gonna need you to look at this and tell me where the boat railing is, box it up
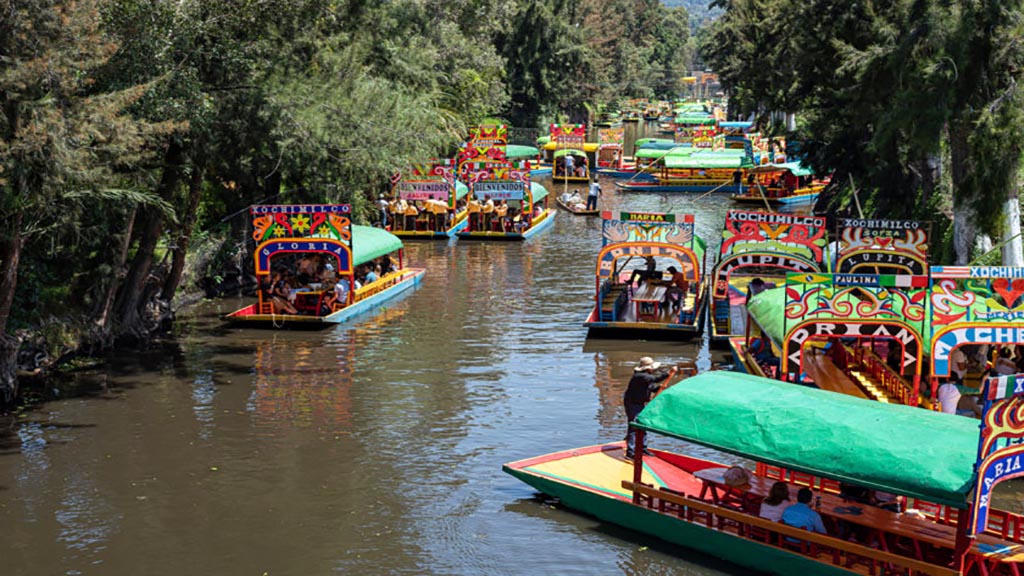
[833,344,915,405]
[353,270,405,303]
[760,463,1024,543]
[622,480,959,576]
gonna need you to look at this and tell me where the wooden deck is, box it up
[802,352,871,400]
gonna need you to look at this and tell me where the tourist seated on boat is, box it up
[996,347,1017,375]
[629,256,658,287]
[937,375,963,415]
[749,337,781,376]
[575,164,586,178]
[268,269,298,315]
[325,277,350,311]
[380,255,395,276]
[363,264,379,284]
[746,278,767,305]
[759,481,791,522]
[662,266,689,311]
[781,488,826,535]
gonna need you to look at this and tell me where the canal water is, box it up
[0,124,791,575]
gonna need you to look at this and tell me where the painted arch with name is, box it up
[712,252,820,300]
[781,319,924,378]
[597,242,702,284]
[256,238,352,276]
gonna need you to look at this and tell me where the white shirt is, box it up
[589,182,600,197]
[565,155,575,169]
[937,383,961,415]
[759,502,789,523]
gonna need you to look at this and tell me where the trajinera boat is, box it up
[730,162,829,207]
[552,148,590,183]
[505,370,1024,576]
[225,204,424,328]
[584,211,707,339]
[708,210,827,344]
[732,218,934,405]
[456,161,555,240]
[390,160,469,239]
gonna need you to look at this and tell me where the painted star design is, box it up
[291,214,311,234]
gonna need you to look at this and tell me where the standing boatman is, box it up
[587,178,601,211]
[377,194,390,228]
[624,357,680,459]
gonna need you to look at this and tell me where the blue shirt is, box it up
[781,502,826,534]
[365,271,378,283]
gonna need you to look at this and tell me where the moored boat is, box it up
[456,162,555,240]
[730,162,829,206]
[390,161,469,239]
[552,148,590,182]
[225,204,424,329]
[505,370,1024,576]
[708,210,827,344]
[584,211,708,339]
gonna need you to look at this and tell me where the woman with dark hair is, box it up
[758,481,791,522]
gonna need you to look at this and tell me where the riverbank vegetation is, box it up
[703,0,1024,266]
[0,0,694,405]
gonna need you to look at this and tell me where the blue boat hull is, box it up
[456,210,556,241]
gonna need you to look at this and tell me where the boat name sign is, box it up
[728,210,825,227]
[251,205,351,214]
[473,180,524,201]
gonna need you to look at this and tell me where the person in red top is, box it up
[662,266,689,311]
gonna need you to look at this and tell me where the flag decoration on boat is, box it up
[986,374,1024,401]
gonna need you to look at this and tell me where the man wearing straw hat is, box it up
[623,357,679,459]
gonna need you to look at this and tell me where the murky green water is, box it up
[0,124,794,575]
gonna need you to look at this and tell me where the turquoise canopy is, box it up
[664,154,745,169]
[507,144,540,159]
[351,225,403,265]
[530,181,549,203]
[455,180,469,200]
[635,371,978,507]
[635,147,693,160]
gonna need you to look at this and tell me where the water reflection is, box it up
[0,120,823,576]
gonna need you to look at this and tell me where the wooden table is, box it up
[633,284,667,320]
[690,467,1014,561]
[294,289,327,315]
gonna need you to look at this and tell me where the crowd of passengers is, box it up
[939,344,1024,417]
[720,467,902,542]
[467,196,542,233]
[626,255,692,311]
[262,253,396,315]
[379,195,542,233]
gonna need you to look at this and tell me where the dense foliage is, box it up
[702,0,1024,264]
[0,0,695,402]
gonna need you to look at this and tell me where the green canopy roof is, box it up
[455,180,469,201]
[351,225,403,265]
[751,161,814,177]
[675,115,717,125]
[634,138,676,147]
[553,148,586,158]
[664,154,745,169]
[635,147,693,160]
[536,136,551,146]
[530,181,549,203]
[507,144,540,159]
[635,371,978,507]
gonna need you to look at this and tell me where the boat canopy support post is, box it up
[954,503,973,573]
